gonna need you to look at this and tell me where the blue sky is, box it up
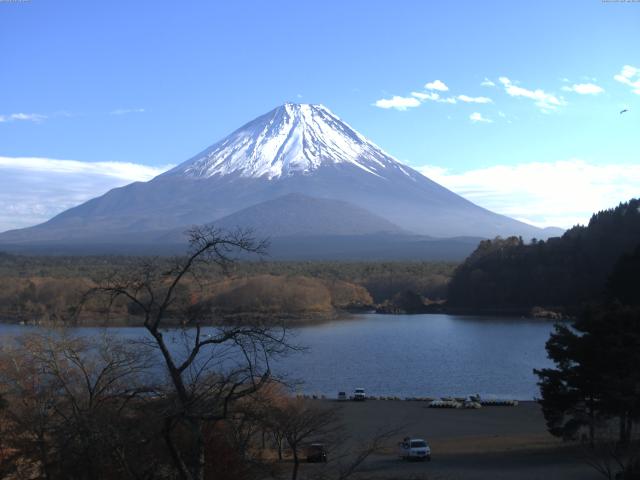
[1,0,639,231]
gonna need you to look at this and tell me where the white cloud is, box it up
[0,156,173,232]
[411,91,440,101]
[458,94,493,104]
[377,79,468,110]
[469,112,492,123]
[410,91,457,104]
[480,78,496,87]
[0,113,47,123]
[0,156,168,180]
[110,108,146,115]
[417,159,640,228]
[373,95,421,110]
[614,65,640,95]
[425,80,449,91]
[498,77,566,111]
[561,83,604,95]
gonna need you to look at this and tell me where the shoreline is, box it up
[377,303,575,320]
[0,307,571,328]
[0,310,349,328]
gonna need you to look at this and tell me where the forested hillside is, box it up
[0,255,455,324]
[447,199,640,310]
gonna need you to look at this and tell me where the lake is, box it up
[0,313,556,400]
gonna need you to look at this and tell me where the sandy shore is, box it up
[297,399,600,480]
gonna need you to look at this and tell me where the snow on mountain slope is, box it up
[167,103,416,180]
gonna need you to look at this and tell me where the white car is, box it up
[398,437,431,461]
[337,391,347,401]
[353,388,366,401]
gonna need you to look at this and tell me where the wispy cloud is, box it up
[109,108,146,115]
[561,83,604,95]
[614,65,640,95]
[373,95,421,110]
[418,159,640,228]
[498,77,566,111]
[0,156,169,180]
[410,91,457,104]
[1,108,147,123]
[469,112,492,123]
[0,156,173,232]
[458,95,493,104]
[411,91,440,101]
[480,78,496,87]
[425,80,449,91]
[377,80,496,110]
[0,113,47,123]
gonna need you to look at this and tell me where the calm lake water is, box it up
[0,314,556,400]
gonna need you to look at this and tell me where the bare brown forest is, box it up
[0,253,455,325]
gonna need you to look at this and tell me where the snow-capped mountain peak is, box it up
[169,103,413,180]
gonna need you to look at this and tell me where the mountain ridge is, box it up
[0,103,562,255]
[160,193,406,242]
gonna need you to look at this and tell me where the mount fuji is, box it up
[0,103,560,258]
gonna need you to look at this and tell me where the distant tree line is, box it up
[447,198,640,311]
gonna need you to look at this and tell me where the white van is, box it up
[354,388,366,401]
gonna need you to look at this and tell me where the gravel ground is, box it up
[293,399,601,480]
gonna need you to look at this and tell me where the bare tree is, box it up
[250,383,291,462]
[89,226,296,480]
[0,332,158,480]
[331,427,401,480]
[264,398,339,480]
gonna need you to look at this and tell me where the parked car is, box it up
[306,443,327,463]
[354,388,366,401]
[398,437,431,461]
[337,391,347,401]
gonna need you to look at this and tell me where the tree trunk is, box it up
[619,415,624,445]
[189,418,206,480]
[37,435,52,480]
[163,419,193,480]
[291,447,299,480]
[274,434,283,461]
[588,399,595,449]
[618,413,631,446]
